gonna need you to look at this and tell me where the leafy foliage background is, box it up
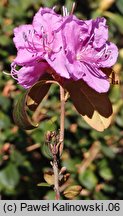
[0,0,123,200]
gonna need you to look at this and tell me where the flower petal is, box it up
[99,42,118,68]
[33,8,62,34]
[93,17,108,48]
[14,49,42,65]
[65,60,85,79]
[62,16,89,53]
[13,24,33,50]
[81,63,110,93]
[45,49,70,79]
[17,62,49,88]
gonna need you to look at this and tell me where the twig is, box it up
[52,85,65,200]
[59,178,72,193]
[78,141,100,173]
[59,85,65,155]
[52,157,60,200]
[26,143,40,152]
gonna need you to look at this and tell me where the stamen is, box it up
[29,30,40,51]
[22,23,61,60]
[23,30,41,54]
[85,63,106,78]
[41,26,45,35]
[41,26,48,49]
[49,55,56,62]
[3,71,11,76]
[70,2,76,15]
[23,32,28,42]
[62,6,66,17]
[52,6,56,11]
[96,45,111,62]
[79,33,94,53]
[53,46,62,54]
[96,47,106,58]
[11,64,19,80]
[23,32,35,52]
[65,7,69,16]
[48,31,55,45]
[86,33,94,45]
[62,6,69,16]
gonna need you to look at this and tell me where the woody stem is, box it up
[52,85,65,200]
[53,155,60,200]
[59,85,65,153]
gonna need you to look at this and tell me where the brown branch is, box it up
[52,159,60,200]
[78,141,100,173]
[52,85,65,200]
[59,85,65,155]
[26,143,40,152]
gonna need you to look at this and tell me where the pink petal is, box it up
[62,16,89,53]
[33,8,62,34]
[81,63,110,93]
[99,42,118,68]
[65,60,85,79]
[13,24,33,50]
[14,49,42,65]
[45,49,70,79]
[93,17,108,48]
[17,62,48,88]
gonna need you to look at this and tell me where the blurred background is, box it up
[0,0,123,200]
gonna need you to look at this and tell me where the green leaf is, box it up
[79,169,98,190]
[99,167,113,180]
[98,159,113,180]
[41,141,53,159]
[45,191,55,200]
[0,163,20,191]
[37,182,51,187]
[101,144,115,159]
[0,95,10,111]
[64,79,112,131]
[104,12,123,34]
[116,115,123,127]
[94,191,108,200]
[103,184,115,193]
[10,149,26,166]
[41,0,57,7]
[0,111,11,129]
[62,158,81,172]
[116,0,123,15]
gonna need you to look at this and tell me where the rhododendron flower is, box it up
[11,7,118,92]
[11,8,64,88]
[47,16,118,92]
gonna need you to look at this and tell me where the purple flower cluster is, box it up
[11,7,118,92]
